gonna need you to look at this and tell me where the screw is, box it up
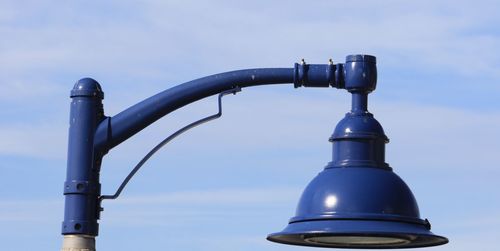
[424,218,431,230]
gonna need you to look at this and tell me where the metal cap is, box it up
[70,78,104,98]
[346,54,376,63]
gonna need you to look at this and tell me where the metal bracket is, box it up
[99,86,242,202]
[64,180,100,195]
[293,59,344,88]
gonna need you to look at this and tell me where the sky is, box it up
[1,0,500,250]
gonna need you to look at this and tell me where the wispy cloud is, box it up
[0,199,61,222]
[0,123,67,159]
[102,187,300,227]
[111,186,300,206]
[0,186,299,225]
[1,0,499,85]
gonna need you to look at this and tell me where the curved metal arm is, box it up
[62,61,345,237]
[94,64,343,154]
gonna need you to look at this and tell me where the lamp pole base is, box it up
[61,235,96,251]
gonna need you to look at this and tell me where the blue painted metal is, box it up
[62,55,448,249]
[293,60,344,88]
[344,54,377,92]
[267,55,448,248]
[63,62,341,237]
[99,87,241,201]
[93,64,343,156]
[63,78,104,235]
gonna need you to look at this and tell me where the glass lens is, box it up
[305,236,409,245]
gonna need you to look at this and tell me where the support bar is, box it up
[94,64,342,155]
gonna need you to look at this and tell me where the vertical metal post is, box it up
[62,78,104,250]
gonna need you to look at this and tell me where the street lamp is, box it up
[61,55,448,250]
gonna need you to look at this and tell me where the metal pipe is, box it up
[93,65,341,154]
[351,92,368,113]
[93,68,294,154]
[63,78,104,237]
[64,63,340,240]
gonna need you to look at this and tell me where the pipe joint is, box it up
[344,55,377,93]
[64,181,101,195]
[293,60,344,89]
[62,220,99,236]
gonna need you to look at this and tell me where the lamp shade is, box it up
[268,55,447,248]
[267,167,448,248]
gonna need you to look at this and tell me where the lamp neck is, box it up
[351,92,368,114]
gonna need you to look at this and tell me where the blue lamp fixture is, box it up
[267,55,448,248]
[61,55,448,250]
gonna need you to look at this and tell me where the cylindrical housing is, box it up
[328,112,389,170]
[62,78,104,236]
[330,138,387,168]
[344,55,377,93]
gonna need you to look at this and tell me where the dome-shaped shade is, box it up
[267,167,448,248]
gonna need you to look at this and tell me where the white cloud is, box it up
[0,123,67,159]
[0,186,299,224]
[374,100,500,171]
[109,186,300,206]
[0,80,64,101]
[1,0,500,82]
[0,199,61,222]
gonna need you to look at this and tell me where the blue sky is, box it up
[1,0,500,250]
